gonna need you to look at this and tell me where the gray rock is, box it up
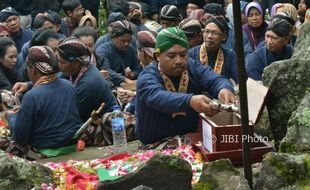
[97,153,192,190]
[291,23,310,60]
[280,91,310,153]
[254,152,310,190]
[254,108,273,141]
[262,23,310,147]
[0,151,53,190]
[193,159,251,190]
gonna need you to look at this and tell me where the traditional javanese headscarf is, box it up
[268,17,292,37]
[205,16,229,41]
[137,30,157,58]
[110,20,132,37]
[155,27,189,53]
[58,37,90,63]
[179,18,202,36]
[26,46,59,75]
[203,3,225,16]
[0,7,19,22]
[107,12,126,26]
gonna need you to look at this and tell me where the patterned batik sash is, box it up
[199,42,224,74]
[70,64,89,86]
[33,74,57,87]
[158,63,189,118]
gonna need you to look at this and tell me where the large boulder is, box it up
[280,91,310,153]
[0,151,53,190]
[254,152,310,190]
[193,159,251,190]
[262,23,310,147]
[97,153,192,190]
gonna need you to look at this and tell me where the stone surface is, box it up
[0,151,53,190]
[280,91,310,153]
[97,153,192,190]
[254,152,310,190]
[254,108,273,141]
[262,23,310,147]
[193,159,251,190]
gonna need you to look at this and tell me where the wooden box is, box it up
[186,132,273,166]
[201,78,269,152]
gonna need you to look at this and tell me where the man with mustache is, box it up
[246,16,293,81]
[188,16,239,84]
[135,27,235,144]
[0,7,33,54]
[96,20,141,87]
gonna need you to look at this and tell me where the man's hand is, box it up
[218,88,235,104]
[189,95,218,116]
[117,87,135,104]
[12,82,29,95]
[100,69,109,79]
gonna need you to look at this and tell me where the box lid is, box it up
[246,78,269,125]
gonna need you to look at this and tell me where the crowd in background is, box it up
[0,0,309,159]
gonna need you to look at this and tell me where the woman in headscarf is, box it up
[0,24,10,38]
[242,2,268,50]
[6,46,81,160]
[79,10,98,30]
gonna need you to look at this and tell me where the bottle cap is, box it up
[112,105,121,110]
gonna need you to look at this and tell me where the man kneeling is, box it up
[7,46,81,160]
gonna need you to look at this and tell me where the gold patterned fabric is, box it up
[158,63,189,118]
[199,42,224,74]
[33,74,57,87]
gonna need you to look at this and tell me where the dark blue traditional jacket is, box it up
[135,59,233,144]
[246,42,293,81]
[188,45,239,84]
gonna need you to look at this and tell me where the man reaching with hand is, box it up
[135,27,235,144]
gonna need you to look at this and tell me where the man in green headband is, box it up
[135,27,235,144]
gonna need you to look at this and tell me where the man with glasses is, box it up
[61,0,85,37]
[188,16,239,84]
[0,7,33,53]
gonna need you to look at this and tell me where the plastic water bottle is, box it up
[111,105,127,153]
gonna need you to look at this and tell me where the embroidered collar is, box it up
[158,63,189,118]
[199,42,224,74]
[33,74,57,87]
[70,64,89,86]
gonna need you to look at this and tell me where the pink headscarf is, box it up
[0,23,9,33]
[270,3,283,19]
[189,9,204,22]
